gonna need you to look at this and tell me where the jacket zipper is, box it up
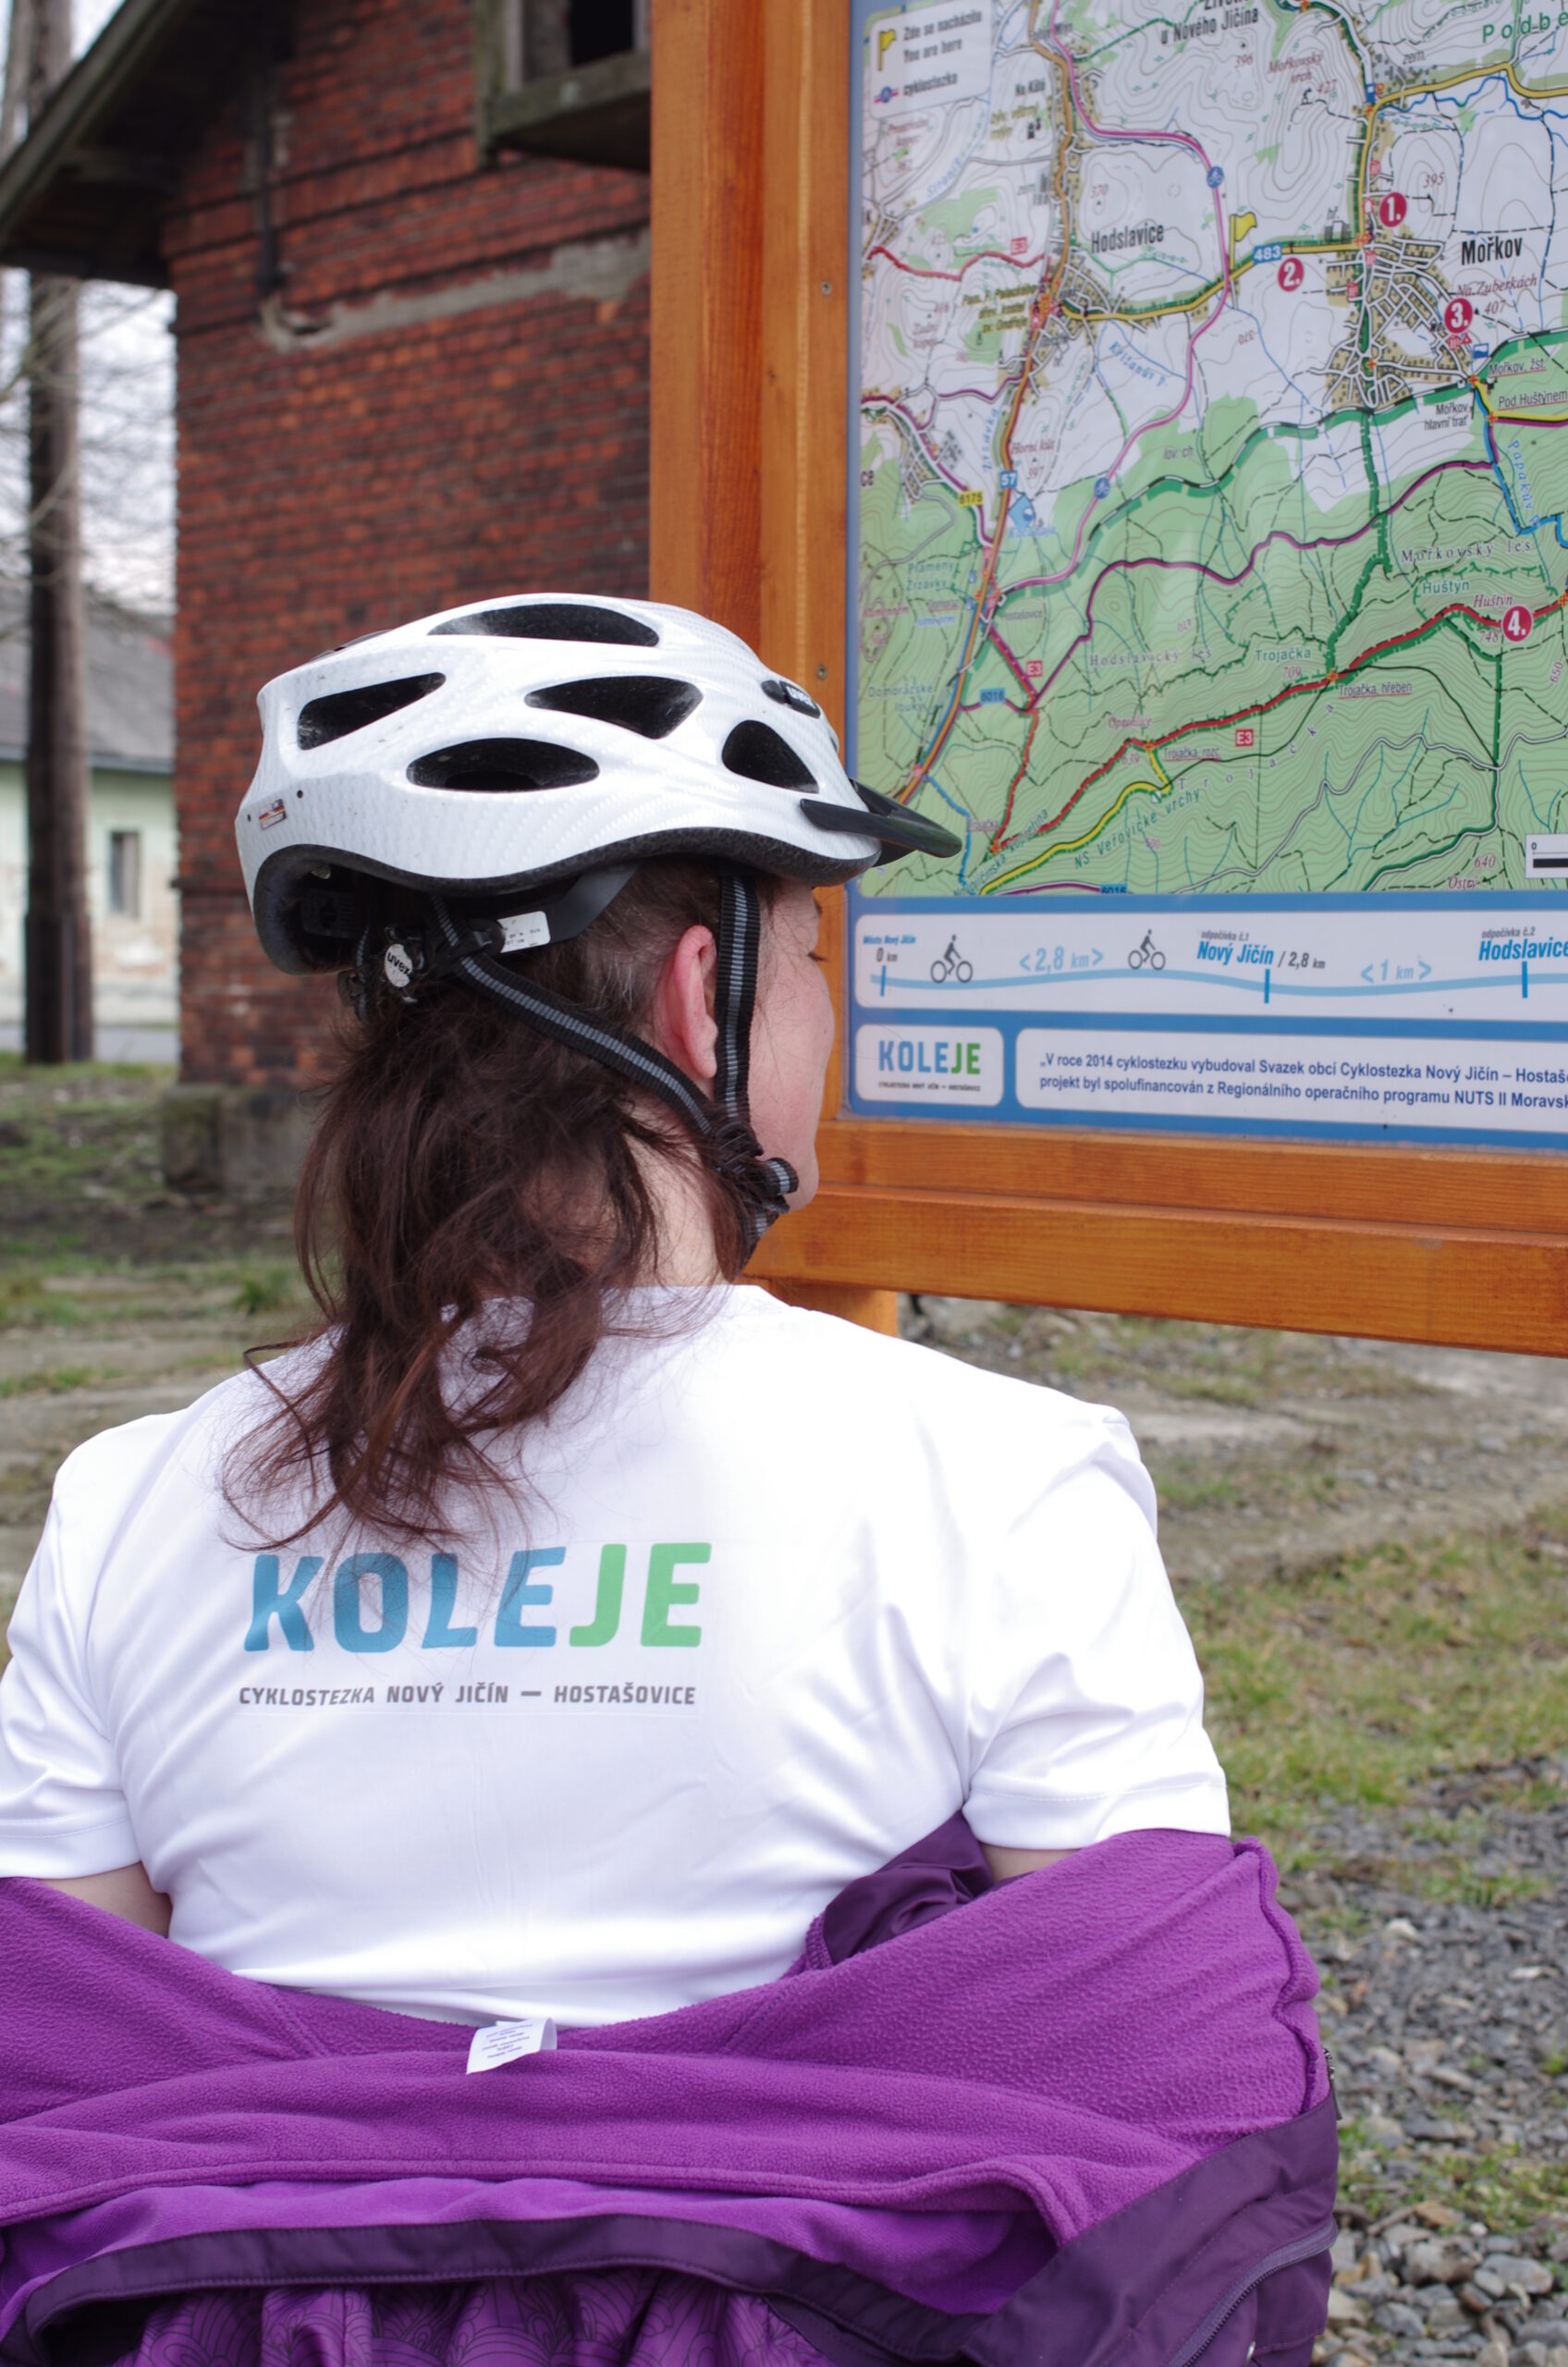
[1166,2219,1339,2367]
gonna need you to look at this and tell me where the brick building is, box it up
[0,0,652,1089]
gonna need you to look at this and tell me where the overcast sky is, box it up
[0,0,176,618]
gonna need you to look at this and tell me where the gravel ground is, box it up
[1289,1772,1568,2363]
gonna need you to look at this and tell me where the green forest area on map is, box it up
[856,0,1568,900]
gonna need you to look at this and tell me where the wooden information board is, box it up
[648,0,1568,1355]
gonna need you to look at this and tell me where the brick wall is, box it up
[167,0,650,1086]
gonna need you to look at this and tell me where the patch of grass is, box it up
[234,1268,297,1318]
[1145,1460,1244,1513]
[1340,2134,1568,2237]
[1285,1839,1551,1909]
[1179,1523,1568,1848]
[913,1300,1445,1415]
[0,1273,46,1321]
[0,1056,294,1272]
[1040,1317,1284,1405]
[1416,1863,1551,1908]
[0,1364,125,1399]
[0,1062,162,1192]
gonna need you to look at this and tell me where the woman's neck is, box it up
[640,1136,725,1286]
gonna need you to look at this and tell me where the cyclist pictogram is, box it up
[1127,930,1166,972]
[930,935,974,985]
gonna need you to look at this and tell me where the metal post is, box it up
[22,0,92,1065]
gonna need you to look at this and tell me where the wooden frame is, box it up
[648,0,1568,1355]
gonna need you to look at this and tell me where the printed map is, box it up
[855,0,1568,900]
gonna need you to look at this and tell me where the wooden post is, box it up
[650,0,896,1333]
[648,0,762,649]
[22,0,91,1066]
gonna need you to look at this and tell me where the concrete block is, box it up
[161,1085,312,1200]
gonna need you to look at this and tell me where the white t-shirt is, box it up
[0,1287,1228,2024]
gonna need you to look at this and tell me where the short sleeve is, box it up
[0,1490,139,1876]
[962,1417,1230,1850]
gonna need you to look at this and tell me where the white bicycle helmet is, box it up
[235,592,960,1237]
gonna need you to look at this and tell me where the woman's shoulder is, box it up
[712,1288,1141,1477]
[47,1348,321,1544]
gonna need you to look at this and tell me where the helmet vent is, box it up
[527,675,701,741]
[408,739,600,791]
[430,602,659,647]
[721,720,815,790]
[297,673,445,750]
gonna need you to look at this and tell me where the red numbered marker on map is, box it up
[1443,296,1472,337]
[1278,256,1305,291]
[1378,191,1406,228]
[1503,605,1534,644]
[1235,727,1256,748]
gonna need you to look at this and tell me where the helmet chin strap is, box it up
[419,873,797,1249]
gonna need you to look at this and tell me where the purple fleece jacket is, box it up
[0,1822,1337,2367]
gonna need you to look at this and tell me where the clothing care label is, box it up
[466,2017,557,2073]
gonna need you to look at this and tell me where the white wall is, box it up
[0,763,178,1034]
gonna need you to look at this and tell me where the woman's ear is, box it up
[647,924,718,1085]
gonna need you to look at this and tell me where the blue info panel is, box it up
[845,0,1568,1147]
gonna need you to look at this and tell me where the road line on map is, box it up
[992,711,1042,849]
[866,242,1047,285]
[998,456,1494,728]
[987,591,1568,889]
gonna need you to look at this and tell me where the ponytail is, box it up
[228,862,774,1544]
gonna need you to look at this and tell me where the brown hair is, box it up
[233,861,771,1545]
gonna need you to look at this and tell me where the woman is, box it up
[0,600,1335,2367]
[0,594,1231,2017]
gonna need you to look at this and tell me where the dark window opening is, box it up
[501,0,647,81]
[107,829,141,917]
[480,0,650,171]
[570,0,635,63]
